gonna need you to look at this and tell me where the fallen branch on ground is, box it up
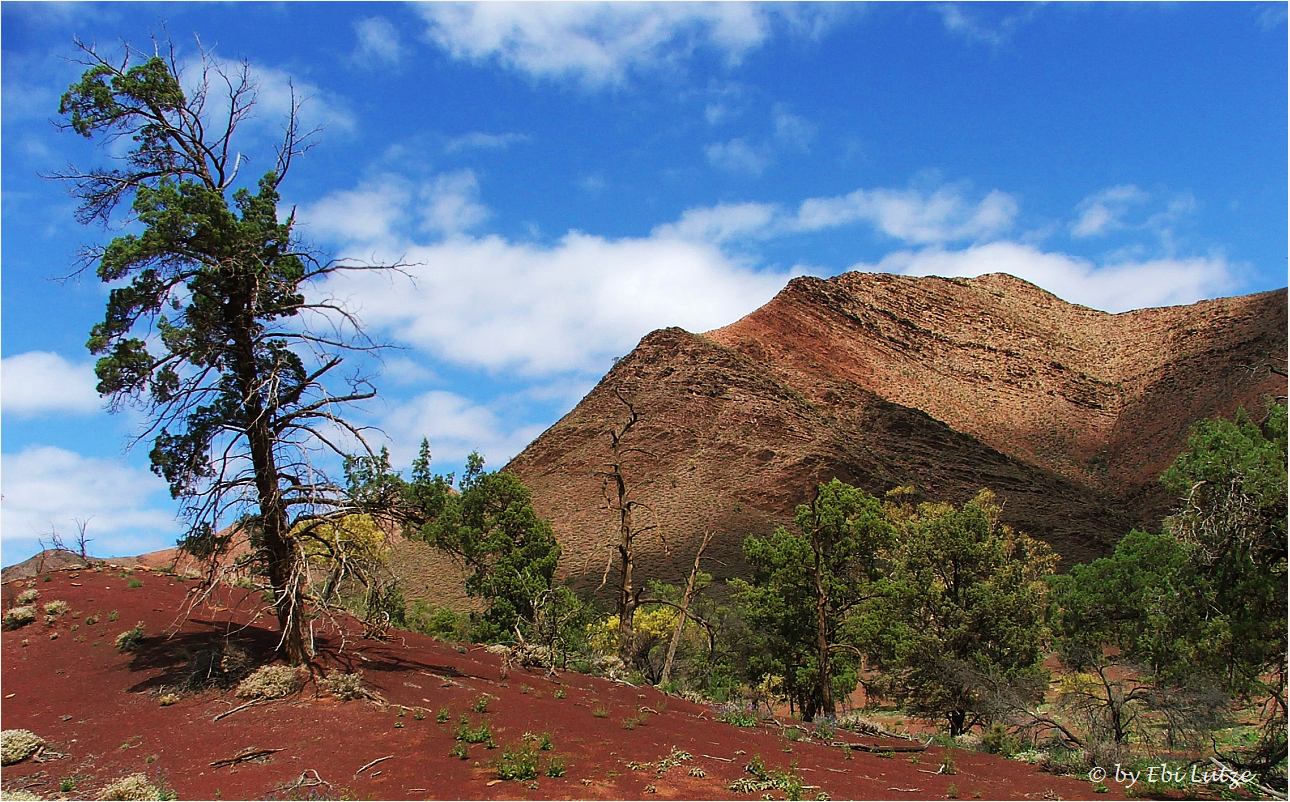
[211,747,284,767]
[830,737,933,753]
[354,755,393,776]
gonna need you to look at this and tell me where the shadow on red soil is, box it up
[2,567,1123,800]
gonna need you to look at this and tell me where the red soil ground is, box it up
[2,566,1121,801]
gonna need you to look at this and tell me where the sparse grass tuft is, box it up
[115,622,146,652]
[1,730,45,765]
[235,664,305,700]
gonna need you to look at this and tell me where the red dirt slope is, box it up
[0,567,1118,800]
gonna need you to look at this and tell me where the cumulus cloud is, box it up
[297,170,489,243]
[378,390,548,468]
[0,446,179,562]
[1,351,102,417]
[856,241,1236,312]
[417,2,833,87]
[652,202,777,244]
[422,170,490,236]
[320,230,794,376]
[794,186,1019,244]
[354,16,407,65]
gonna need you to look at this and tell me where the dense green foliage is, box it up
[731,479,893,721]
[356,441,563,645]
[1051,402,1286,775]
[870,489,1058,736]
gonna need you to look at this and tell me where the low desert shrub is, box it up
[0,790,44,800]
[981,722,1021,758]
[2,606,37,631]
[96,773,170,800]
[181,642,254,691]
[43,600,71,618]
[322,670,366,701]
[235,665,305,700]
[16,589,39,605]
[1,729,44,765]
[115,623,146,652]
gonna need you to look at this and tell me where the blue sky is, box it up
[2,2,1286,566]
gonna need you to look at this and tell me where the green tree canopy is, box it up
[731,478,893,721]
[56,39,396,662]
[404,445,561,644]
[873,489,1057,736]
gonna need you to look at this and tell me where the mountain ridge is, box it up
[506,271,1286,585]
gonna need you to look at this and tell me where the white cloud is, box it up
[297,170,489,243]
[177,53,356,145]
[1,351,102,417]
[417,2,826,87]
[652,202,777,244]
[0,446,179,561]
[321,230,795,376]
[354,16,407,65]
[422,170,490,236]
[444,131,530,153]
[935,3,1037,46]
[794,186,1018,244]
[1071,184,1149,237]
[705,138,770,176]
[297,174,412,244]
[857,241,1236,312]
[378,390,547,468]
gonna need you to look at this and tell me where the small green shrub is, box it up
[455,717,495,746]
[235,665,304,700]
[108,610,119,622]
[472,694,491,713]
[981,722,1020,758]
[545,757,565,778]
[321,670,366,701]
[592,705,609,718]
[43,600,71,618]
[1,729,44,765]
[16,589,39,605]
[2,606,37,631]
[449,742,468,760]
[437,708,449,723]
[115,623,146,652]
[496,746,539,781]
[941,751,958,775]
[127,579,143,589]
[553,688,566,699]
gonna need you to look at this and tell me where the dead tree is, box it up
[596,389,664,665]
[659,529,715,687]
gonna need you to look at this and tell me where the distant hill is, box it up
[506,271,1286,586]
